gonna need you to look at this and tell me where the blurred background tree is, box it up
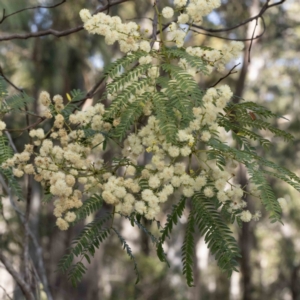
[0,0,299,299]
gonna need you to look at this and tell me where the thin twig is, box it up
[0,0,66,25]
[0,285,13,300]
[0,175,24,217]
[267,0,286,8]
[150,0,159,47]
[23,176,32,288]
[0,0,131,42]
[248,18,258,63]
[5,131,18,153]
[107,0,111,15]
[0,252,35,300]
[29,258,41,300]
[86,77,106,100]
[1,66,102,132]
[0,65,46,132]
[0,0,284,44]
[190,18,265,42]
[0,67,44,133]
[210,63,241,87]
[30,234,53,300]
[190,0,284,42]
[155,23,170,38]
[0,25,83,42]
[191,0,285,33]
[0,0,129,124]
[71,76,106,110]
[0,67,24,93]
[5,118,46,132]
[23,89,32,289]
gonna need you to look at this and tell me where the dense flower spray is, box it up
[0,0,294,286]
[1,1,264,230]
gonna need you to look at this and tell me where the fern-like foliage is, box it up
[127,215,158,244]
[0,76,8,99]
[103,51,148,80]
[106,64,152,95]
[0,168,24,201]
[0,135,13,162]
[105,78,152,120]
[262,169,300,193]
[42,193,53,203]
[242,119,293,141]
[208,138,300,222]
[112,227,140,284]
[207,149,227,170]
[139,178,150,191]
[247,166,282,223]
[161,63,198,93]
[181,213,195,287]
[67,262,88,287]
[0,136,23,200]
[152,92,178,144]
[0,76,31,113]
[155,197,186,264]
[231,101,279,119]
[0,86,24,200]
[159,197,186,244]
[220,204,242,225]
[126,214,169,265]
[75,194,103,221]
[1,92,34,114]
[218,117,272,150]
[165,48,209,74]
[254,155,300,186]
[112,93,149,140]
[163,79,194,128]
[153,62,204,137]
[58,214,112,286]
[192,192,240,275]
[71,215,111,257]
[223,102,294,142]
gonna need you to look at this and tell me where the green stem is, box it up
[155,5,165,52]
[110,206,115,228]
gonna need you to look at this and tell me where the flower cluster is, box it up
[80,9,150,53]
[116,85,262,221]
[80,0,238,55]
[185,42,244,73]
[185,0,221,25]
[163,0,221,25]
[2,93,113,230]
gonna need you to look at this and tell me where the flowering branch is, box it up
[0,0,131,42]
[0,0,294,289]
[191,0,286,34]
[189,20,266,42]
